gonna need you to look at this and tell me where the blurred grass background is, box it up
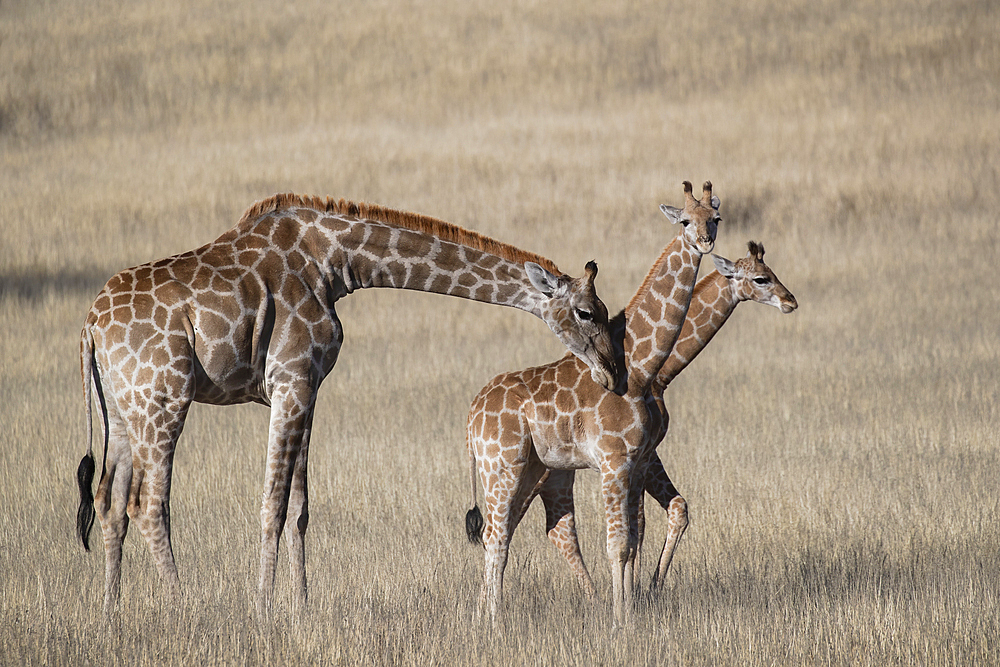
[1,0,998,664]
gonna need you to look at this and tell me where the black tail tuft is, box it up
[465,505,484,545]
[76,453,96,552]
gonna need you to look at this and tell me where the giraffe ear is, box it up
[660,204,685,225]
[712,254,737,278]
[525,262,564,297]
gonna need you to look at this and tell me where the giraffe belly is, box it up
[535,446,594,470]
[191,350,268,406]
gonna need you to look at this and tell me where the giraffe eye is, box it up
[575,308,593,321]
[753,277,770,285]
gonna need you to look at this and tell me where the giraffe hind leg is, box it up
[644,453,688,591]
[127,410,185,601]
[93,406,133,611]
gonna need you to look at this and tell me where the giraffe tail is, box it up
[465,506,484,545]
[76,324,98,552]
[465,427,484,545]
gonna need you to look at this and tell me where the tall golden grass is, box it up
[1,0,997,664]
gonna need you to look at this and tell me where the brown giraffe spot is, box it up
[384,260,408,285]
[128,322,156,352]
[365,225,392,254]
[474,284,496,301]
[210,344,237,374]
[171,259,197,285]
[429,273,451,294]
[496,284,517,302]
[134,269,153,293]
[632,338,652,364]
[135,366,155,387]
[253,216,275,238]
[435,244,464,272]
[407,262,431,288]
[286,250,307,274]
[284,318,310,356]
[199,311,231,338]
[133,293,155,317]
[301,226,331,258]
[273,217,301,251]
[555,388,577,412]
[319,215,350,235]
[104,323,126,345]
[457,271,477,288]
[299,298,325,324]
[112,305,133,325]
[396,230,433,258]
[471,264,497,281]
[151,305,169,328]
[194,265,213,287]
[93,294,111,312]
[499,412,520,435]
[484,412,500,435]
[297,208,317,224]
[152,267,172,285]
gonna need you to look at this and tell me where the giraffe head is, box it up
[712,241,798,313]
[658,180,720,255]
[525,260,619,390]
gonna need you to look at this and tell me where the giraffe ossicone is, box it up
[465,181,719,627]
[74,193,620,613]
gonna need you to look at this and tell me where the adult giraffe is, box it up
[75,193,620,613]
[500,241,798,599]
[465,181,719,626]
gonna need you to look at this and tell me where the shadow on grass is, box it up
[0,267,110,302]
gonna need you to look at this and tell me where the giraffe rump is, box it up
[238,194,562,275]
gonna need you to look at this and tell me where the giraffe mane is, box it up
[238,193,562,275]
[624,242,675,313]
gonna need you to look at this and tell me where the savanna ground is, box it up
[1,0,998,664]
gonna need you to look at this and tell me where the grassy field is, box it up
[1,0,998,664]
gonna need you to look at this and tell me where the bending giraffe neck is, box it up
[652,269,738,402]
[239,194,561,318]
[621,234,702,392]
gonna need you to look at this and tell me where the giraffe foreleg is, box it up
[257,379,315,615]
[601,458,639,628]
[283,411,314,612]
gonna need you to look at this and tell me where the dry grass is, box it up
[1,0,998,664]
